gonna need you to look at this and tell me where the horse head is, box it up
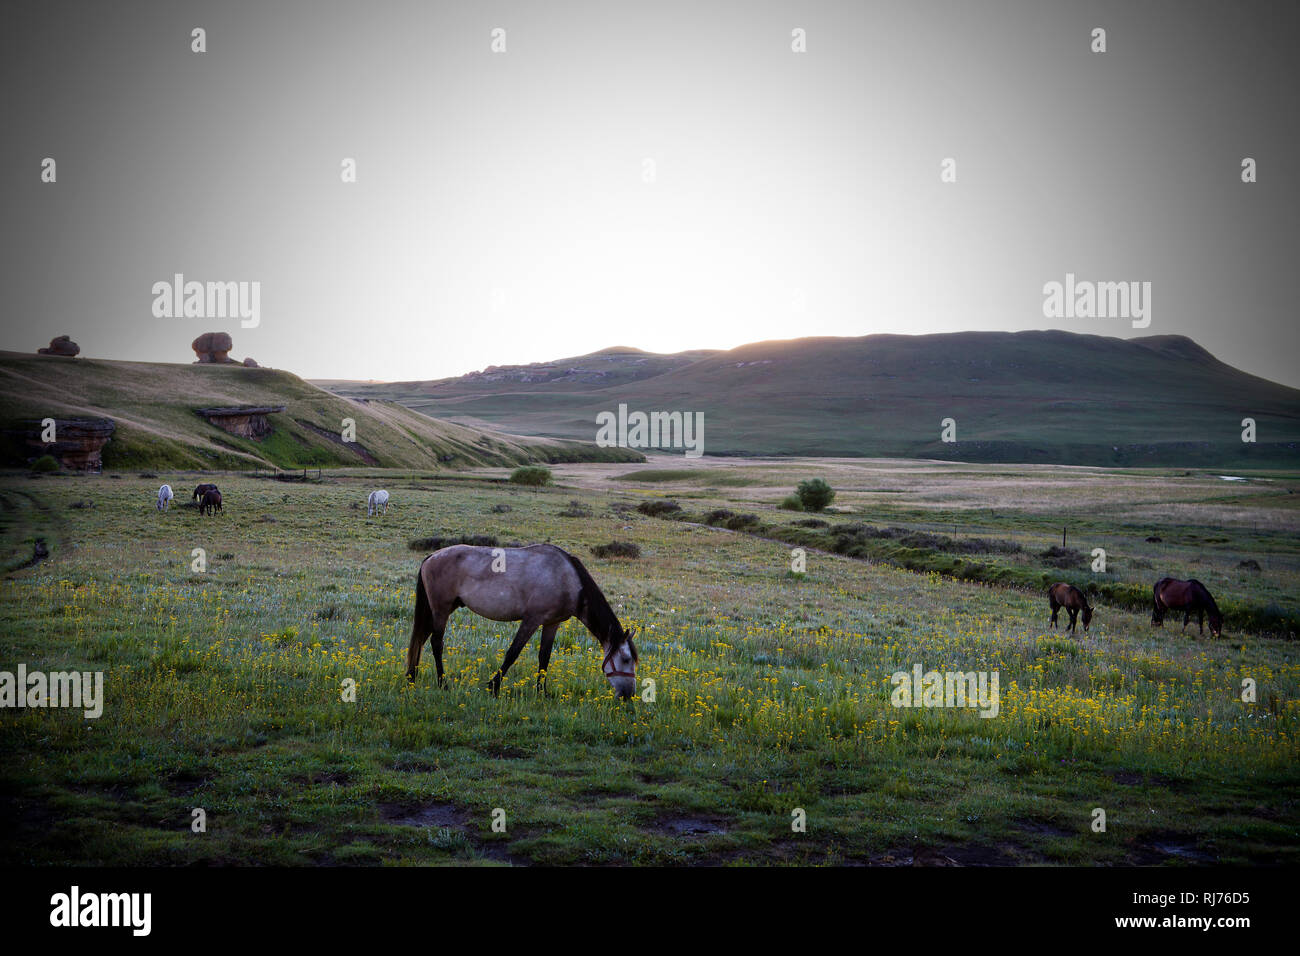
[1082,604,1093,631]
[1209,610,1223,638]
[602,626,638,700]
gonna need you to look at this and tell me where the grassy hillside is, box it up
[0,353,641,471]
[319,332,1300,467]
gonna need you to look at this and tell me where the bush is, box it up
[30,455,60,473]
[489,503,512,514]
[558,499,593,518]
[1040,546,1086,569]
[636,499,681,516]
[509,466,552,486]
[409,534,502,552]
[592,541,641,559]
[795,478,835,512]
[705,509,760,531]
[779,494,804,511]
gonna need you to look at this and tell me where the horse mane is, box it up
[558,548,632,654]
[1189,579,1222,616]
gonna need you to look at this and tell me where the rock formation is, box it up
[242,357,259,368]
[195,405,285,439]
[192,331,235,363]
[37,335,80,357]
[12,418,115,470]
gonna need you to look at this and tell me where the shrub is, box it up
[509,466,552,486]
[592,541,641,559]
[558,499,593,518]
[795,478,835,512]
[636,499,681,516]
[409,534,502,552]
[705,509,759,531]
[489,503,512,514]
[30,455,60,473]
[779,494,804,511]
[1040,546,1086,569]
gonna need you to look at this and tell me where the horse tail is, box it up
[407,556,434,677]
[1152,579,1165,623]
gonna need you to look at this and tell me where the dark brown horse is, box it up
[407,543,638,699]
[1153,578,1222,637]
[193,482,219,502]
[1048,582,1092,633]
[199,489,222,516]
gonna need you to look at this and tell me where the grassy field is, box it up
[1,461,1297,865]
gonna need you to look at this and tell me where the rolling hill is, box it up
[317,332,1300,467]
[0,352,642,471]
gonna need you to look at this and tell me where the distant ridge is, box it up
[317,331,1300,467]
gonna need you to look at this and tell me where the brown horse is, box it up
[1152,578,1223,637]
[199,489,222,516]
[407,543,638,699]
[1048,582,1093,633]
[193,482,219,502]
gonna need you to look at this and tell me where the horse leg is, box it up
[429,612,448,687]
[1049,602,1059,628]
[490,619,541,697]
[1197,609,1204,634]
[1068,608,1077,633]
[536,623,559,692]
[1182,611,1189,631]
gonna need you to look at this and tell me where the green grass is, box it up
[1,464,1297,865]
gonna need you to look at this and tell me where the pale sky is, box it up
[2,0,1297,386]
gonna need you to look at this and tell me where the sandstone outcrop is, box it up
[37,335,80,357]
[195,405,284,438]
[192,331,235,363]
[12,417,115,470]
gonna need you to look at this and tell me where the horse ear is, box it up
[624,626,636,641]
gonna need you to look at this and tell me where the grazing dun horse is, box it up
[1047,582,1093,633]
[156,484,173,511]
[367,489,389,516]
[192,482,219,503]
[199,488,223,516]
[1152,577,1223,637]
[407,543,638,699]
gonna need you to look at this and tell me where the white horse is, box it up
[156,484,174,511]
[367,489,389,516]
